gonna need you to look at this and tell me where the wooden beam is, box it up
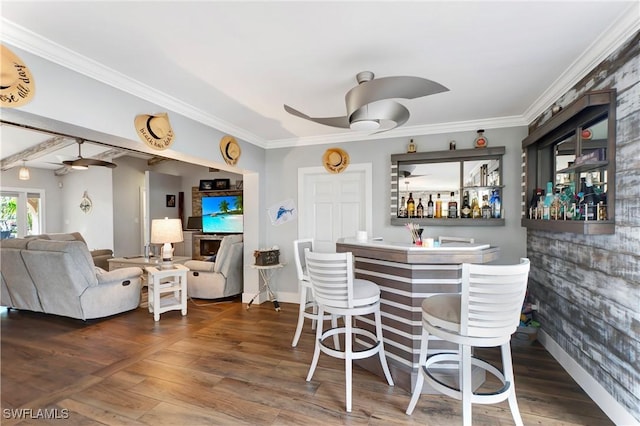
[147,156,172,166]
[0,136,74,171]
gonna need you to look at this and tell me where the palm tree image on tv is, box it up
[202,195,243,233]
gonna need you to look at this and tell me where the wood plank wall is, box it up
[525,30,640,421]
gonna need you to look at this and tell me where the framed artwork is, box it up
[213,179,230,190]
[199,180,214,191]
[166,194,176,207]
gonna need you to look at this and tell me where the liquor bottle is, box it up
[490,188,501,219]
[416,198,424,218]
[474,129,488,148]
[471,197,481,218]
[399,196,406,218]
[579,177,596,220]
[407,193,415,218]
[543,182,553,220]
[447,191,458,218]
[426,194,434,218]
[435,193,442,218]
[481,195,491,219]
[461,191,471,218]
[529,188,544,219]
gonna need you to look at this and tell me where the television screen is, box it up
[201,195,243,234]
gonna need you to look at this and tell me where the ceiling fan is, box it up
[62,139,117,170]
[284,71,449,133]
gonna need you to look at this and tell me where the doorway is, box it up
[297,163,372,252]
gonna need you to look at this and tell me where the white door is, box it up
[298,164,372,252]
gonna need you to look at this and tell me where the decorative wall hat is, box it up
[220,135,241,166]
[322,147,349,173]
[134,113,175,150]
[0,44,36,108]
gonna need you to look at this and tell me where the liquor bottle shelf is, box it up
[391,217,505,227]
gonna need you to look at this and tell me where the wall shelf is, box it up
[390,147,505,226]
[521,89,616,235]
[391,218,505,226]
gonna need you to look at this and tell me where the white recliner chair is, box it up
[184,234,243,299]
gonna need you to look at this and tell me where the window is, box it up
[0,189,44,239]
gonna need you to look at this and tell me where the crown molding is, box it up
[522,4,640,124]
[268,115,527,149]
[0,18,268,149]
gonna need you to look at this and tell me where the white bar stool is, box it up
[291,238,338,348]
[304,249,394,412]
[406,258,531,426]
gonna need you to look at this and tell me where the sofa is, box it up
[0,237,142,320]
[29,232,113,269]
[184,234,243,299]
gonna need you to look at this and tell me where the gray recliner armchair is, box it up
[184,234,243,299]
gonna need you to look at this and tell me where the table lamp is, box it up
[150,217,183,268]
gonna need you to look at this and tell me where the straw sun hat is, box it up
[220,135,241,166]
[0,44,36,108]
[134,113,175,150]
[322,147,350,173]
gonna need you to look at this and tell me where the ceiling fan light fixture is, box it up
[350,119,380,131]
[18,161,30,180]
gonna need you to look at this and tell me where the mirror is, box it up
[391,147,505,225]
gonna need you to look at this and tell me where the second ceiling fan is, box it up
[63,139,117,170]
[284,71,449,133]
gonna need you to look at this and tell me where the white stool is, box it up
[304,250,394,412]
[406,258,531,426]
[291,238,338,348]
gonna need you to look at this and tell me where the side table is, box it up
[247,263,284,311]
[145,264,189,321]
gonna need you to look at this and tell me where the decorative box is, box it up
[254,249,280,266]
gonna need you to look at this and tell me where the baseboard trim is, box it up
[538,330,638,426]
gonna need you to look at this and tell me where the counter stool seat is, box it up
[406,258,531,426]
[304,249,394,412]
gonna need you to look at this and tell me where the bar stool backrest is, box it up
[293,238,314,282]
[305,250,355,309]
[461,258,530,338]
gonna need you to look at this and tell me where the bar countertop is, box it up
[336,237,500,264]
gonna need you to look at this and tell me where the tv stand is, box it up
[193,234,224,260]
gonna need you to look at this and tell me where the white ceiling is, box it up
[1,1,639,171]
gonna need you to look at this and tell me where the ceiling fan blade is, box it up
[62,158,117,168]
[346,76,449,116]
[284,104,350,129]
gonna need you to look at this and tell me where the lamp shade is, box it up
[18,161,30,180]
[151,218,184,244]
[151,218,183,264]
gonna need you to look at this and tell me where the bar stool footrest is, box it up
[423,352,511,405]
[319,327,381,360]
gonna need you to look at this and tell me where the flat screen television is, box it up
[201,195,243,234]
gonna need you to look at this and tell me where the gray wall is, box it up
[1,165,114,250]
[111,156,147,257]
[264,126,528,301]
[526,30,639,422]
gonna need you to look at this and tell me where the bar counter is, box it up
[336,237,500,392]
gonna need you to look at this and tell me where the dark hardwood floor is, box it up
[1,295,612,425]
